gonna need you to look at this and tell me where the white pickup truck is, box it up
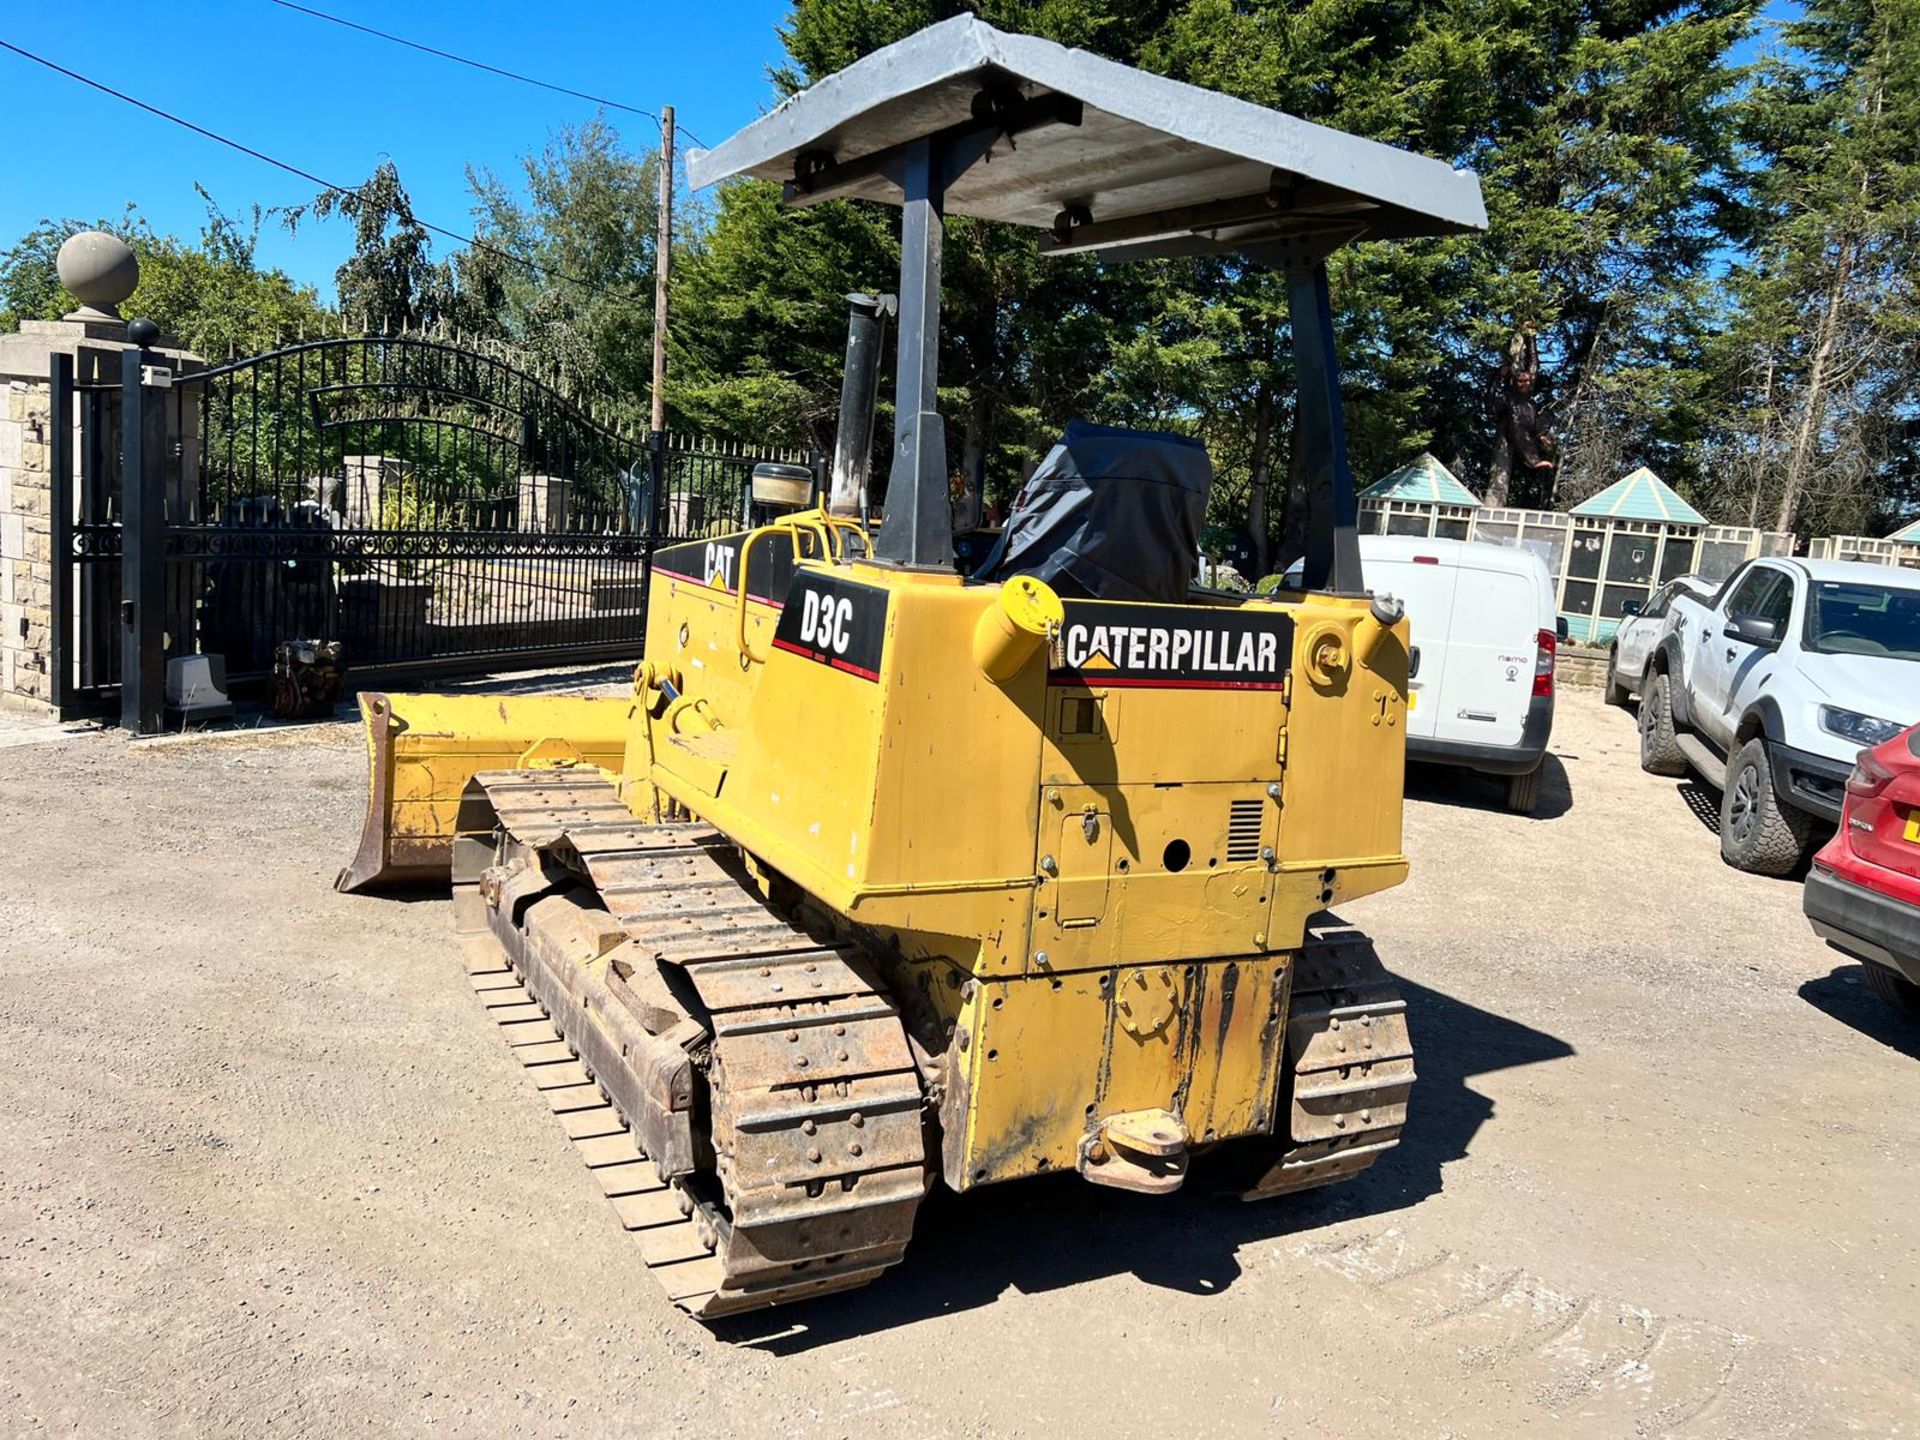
[1637,557,1920,873]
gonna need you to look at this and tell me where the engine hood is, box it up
[1795,651,1920,724]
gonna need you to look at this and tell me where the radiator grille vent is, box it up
[1226,799,1264,863]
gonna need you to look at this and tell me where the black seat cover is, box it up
[978,421,1212,603]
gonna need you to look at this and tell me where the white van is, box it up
[1344,535,1559,812]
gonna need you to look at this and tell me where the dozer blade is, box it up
[335,690,632,893]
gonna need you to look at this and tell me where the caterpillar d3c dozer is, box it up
[338,17,1487,1321]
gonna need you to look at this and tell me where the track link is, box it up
[456,769,926,1320]
[1241,919,1416,1200]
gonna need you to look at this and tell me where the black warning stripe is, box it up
[1057,673,1287,692]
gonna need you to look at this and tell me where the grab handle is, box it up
[735,524,801,665]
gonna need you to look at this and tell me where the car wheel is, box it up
[1638,672,1686,776]
[1505,764,1542,814]
[1862,962,1920,1019]
[1718,736,1811,875]
[1603,648,1631,707]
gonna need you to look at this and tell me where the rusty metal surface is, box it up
[1240,918,1416,1201]
[458,772,928,1321]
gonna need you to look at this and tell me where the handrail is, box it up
[786,504,869,562]
[813,507,871,559]
[735,523,802,665]
[734,506,873,665]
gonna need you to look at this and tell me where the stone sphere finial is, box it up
[57,230,140,321]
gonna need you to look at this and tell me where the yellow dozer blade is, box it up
[335,690,632,893]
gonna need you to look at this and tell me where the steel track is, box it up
[456,769,927,1319]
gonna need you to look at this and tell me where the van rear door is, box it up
[1433,556,1539,748]
[1367,549,1458,742]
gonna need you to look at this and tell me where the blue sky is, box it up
[0,1,793,298]
[5,2,1805,307]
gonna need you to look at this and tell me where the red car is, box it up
[1804,721,1920,1017]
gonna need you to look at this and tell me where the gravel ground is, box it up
[0,690,1913,1438]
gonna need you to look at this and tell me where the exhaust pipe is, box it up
[828,292,895,518]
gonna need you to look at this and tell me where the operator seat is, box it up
[976,420,1213,604]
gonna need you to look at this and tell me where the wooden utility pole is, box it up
[650,105,675,433]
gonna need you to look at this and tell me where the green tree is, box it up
[468,118,666,418]
[1709,0,1920,537]
[290,162,503,338]
[668,178,898,445]
[0,195,332,355]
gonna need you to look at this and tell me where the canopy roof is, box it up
[688,17,1487,259]
[1889,516,1920,543]
[1571,467,1706,526]
[1361,452,1479,507]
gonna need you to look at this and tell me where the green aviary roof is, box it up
[1888,516,1920,543]
[1570,466,1706,525]
[1360,452,1479,507]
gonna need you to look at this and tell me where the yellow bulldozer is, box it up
[338,18,1487,1320]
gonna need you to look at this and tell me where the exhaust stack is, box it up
[828,292,894,518]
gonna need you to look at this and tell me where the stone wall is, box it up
[1556,646,1610,691]
[0,377,54,706]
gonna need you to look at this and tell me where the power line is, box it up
[266,0,709,149]
[0,37,602,291]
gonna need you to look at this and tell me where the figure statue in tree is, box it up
[1487,327,1557,507]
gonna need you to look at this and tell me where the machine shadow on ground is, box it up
[1403,751,1573,820]
[723,977,1574,1352]
[1799,964,1920,1061]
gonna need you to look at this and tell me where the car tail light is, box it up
[1412,555,1440,565]
[1532,628,1555,699]
[1845,748,1895,798]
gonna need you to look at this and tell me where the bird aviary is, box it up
[1357,453,1479,539]
[1809,519,1920,569]
[1357,461,1792,645]
[1536,468,1791,644]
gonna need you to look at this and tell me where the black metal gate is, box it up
[50,334,813,724]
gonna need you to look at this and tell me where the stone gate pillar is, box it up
[0,231,199,714]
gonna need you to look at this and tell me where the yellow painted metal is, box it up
[935,953,1290,1183]
[972,574,1063,682]
[336,690,631,892]
[621,550,1415,1190]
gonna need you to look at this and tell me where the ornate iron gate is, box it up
[51,334,813,724]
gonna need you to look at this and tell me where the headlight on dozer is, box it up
[1819,705,1903,746]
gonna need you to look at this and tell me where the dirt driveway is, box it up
[1,691,1913,1438]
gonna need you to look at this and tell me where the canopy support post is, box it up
[875,136,953,568]
[1286,260,1364,594]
